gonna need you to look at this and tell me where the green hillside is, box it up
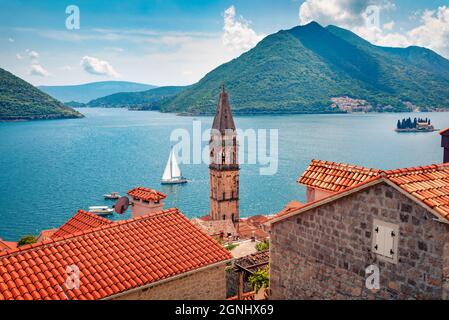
[0,68,83,121]
[157,22,449,114]
[86,86,186,109]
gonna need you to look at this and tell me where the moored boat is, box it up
[104,192,120,200]
[88,206,114,216]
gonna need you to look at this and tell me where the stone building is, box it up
[0,207,232,300]
[269,159,449,300]
[209,86,239,223]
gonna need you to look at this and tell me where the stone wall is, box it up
[226,266,252,298]
[210,170,239,221]
[114,264,227,300]
[271,182,449,300]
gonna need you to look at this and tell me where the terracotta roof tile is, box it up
[298,159,381,192]
[274,200,305,219]
[298,159,449,222]
[439,128,449,135]
[0,208,232,300]
[0,240,17,252]
[52,210,113,239]
[127,187,166,202]
[385,163,449,221]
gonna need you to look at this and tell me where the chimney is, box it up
[440,129,449,163]
[127,187,166,218]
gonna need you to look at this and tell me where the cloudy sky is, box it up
[1,0,448,86]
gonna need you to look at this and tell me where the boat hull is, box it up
[89,211,114,216]
[161,178,188,185]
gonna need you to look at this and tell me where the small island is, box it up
[395,117,437,132]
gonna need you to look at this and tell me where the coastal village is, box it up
[1,87,449,300]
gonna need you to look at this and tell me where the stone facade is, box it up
[113,264,227,300]
[271,182,449,300]
[209,168,239,221]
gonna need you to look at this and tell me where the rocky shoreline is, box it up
[0,113,84,122]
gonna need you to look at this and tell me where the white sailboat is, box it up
[161,148,187,184]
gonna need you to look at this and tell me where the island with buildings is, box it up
[395,117,437,132]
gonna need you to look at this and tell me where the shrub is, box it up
[17,235,37,247]
[256,239,269,251]
[248,266,269,292]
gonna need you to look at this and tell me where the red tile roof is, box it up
[127,187,166,202]
[386,163,449,220]
[51,210,113,239]
[37,229,58,242]
[298,159,381,192]
[241,215,270,227]
[279,160,449,224]
[191,218,237,238]
[274,200,305,219]
[0,240,16,252]
[439,128,449,135]
[0,208,232,300]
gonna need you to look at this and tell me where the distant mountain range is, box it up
[151,21,448,114]
[86,86,186,109]
[4,22,449,118]
[38,81,156,103]
[0,68,83,121]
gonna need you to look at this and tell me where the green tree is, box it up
[248,266,269,293]
[256,239,269,251]
[17,235,37,247]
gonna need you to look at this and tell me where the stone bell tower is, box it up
[209,85,239,223]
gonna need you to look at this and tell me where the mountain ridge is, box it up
[39,81,156,103]
[0,68,83,121]
[153,22,449,114]
[86,86,186,109]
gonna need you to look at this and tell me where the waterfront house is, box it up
[268,130,449,299]
[0,207,232,300]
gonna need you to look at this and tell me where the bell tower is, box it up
[209,85,239,223]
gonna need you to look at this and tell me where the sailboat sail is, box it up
[162,151,173,181]
[171,150,181,178]
[161,148,187,184]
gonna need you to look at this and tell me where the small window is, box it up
[372,219,399,263]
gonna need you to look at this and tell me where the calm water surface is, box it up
[1,108,448,240]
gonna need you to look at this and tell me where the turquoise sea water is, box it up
[1,108,448,241]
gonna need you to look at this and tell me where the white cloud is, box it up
[407,7,449,56]
[80,56,119,77]
[222,5,264,52]
[8,38,14,43]
[29,64,50,77]
[16,53,23,60]
[299,0,370,28]
[26,49,39,60]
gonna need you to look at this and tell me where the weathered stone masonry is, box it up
[112,264,227,300]
[270,182,449,300]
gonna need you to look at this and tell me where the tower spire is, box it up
[212,85,235,134]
